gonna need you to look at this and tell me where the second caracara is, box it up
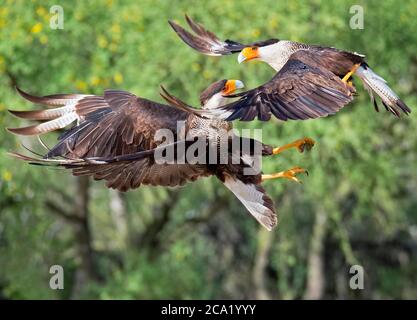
[8,80,315,231]
[170,15,411,121]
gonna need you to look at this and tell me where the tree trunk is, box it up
[70,176,100,298]
[304,207,328,300]
[134,189,181,258]
[109,189,128,246]
[252,228,273,299]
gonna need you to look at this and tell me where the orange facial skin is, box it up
[222,80,237,95]
[240,46,260,62]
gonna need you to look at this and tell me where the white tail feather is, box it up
[222,175,277,230]
[8,112,79,135]
[355,65,407,115]
[34,104,76,119]
[9,104,76,120]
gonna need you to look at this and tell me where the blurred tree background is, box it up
[0,0,416,299]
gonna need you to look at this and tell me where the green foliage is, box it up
[0,0,416,299]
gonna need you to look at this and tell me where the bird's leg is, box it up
[261,166,308,183]
[272,137,315,155]
[342,63,361,83]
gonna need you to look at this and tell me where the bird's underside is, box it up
[10,135,314,231]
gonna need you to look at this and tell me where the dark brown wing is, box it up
[9,145,210,192]
[205,56,355,122]
[169,15,278,56]
[73,160,210,191]
[169,15,245,56]
[8,88,189,158]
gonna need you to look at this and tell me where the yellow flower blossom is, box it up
[74,12,83,21]
[0,7,9,17]
[114,72,123,84]
[102,78,110,87]
[97,35,108,48]
[90,76,101,86]
[203,70,212,79]
[40,35,48,44]
[75,80,88,91]
[191,63,201,72]
[31,22,43,34]
[111,23,121,34]
[269,19,278,29]
[36,7,47,17]
[122,11,131,21]
[2,170,12,182]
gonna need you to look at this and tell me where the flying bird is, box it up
[8,81,315,230]
[169,15,411,121]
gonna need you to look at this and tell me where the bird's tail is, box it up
[355,63,411,116]
[7,87,86,136]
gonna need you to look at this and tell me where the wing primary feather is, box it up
[7,112,78,136]
[8,104,76,120]
[159,85,206,117]
[16,87,87,106]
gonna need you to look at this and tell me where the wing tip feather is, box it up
[7,126,37,136]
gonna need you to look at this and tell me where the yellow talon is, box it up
[272,137,315,155]
[262,166,308,183]
[342,63,360,84]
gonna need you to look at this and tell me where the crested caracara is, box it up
[8,81,314,230]
[170,15,411,121]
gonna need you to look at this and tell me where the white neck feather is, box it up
[258,41,300,71]
[203,92,228,110]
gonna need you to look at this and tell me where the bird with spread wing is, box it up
[8,80,315,231]
[169,15,411,121]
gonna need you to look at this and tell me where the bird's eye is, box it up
[251,47,257,51]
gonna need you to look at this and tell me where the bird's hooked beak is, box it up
[238,46,260,64]
[222,80,245,95]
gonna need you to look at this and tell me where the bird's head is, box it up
[237,39,280,64]
[238,46,260,63]
[200,79,244,109]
